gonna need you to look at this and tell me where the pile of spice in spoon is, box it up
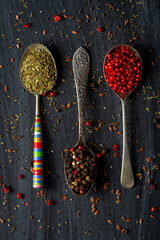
[65,144,96,195]
[20,48,56,95]
[104,45,142,94]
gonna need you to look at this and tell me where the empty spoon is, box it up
[64,47,97,196]
[103,44,143,188]
[20,43,57,188]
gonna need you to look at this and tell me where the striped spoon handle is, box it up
[33,95,44,188]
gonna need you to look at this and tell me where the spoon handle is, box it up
[120,98,134,188]
[33,95,44,188]
[73,47,90,144]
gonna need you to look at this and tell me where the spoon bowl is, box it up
[20,43,57,95]
[103,44,143,188]
[103,44,142,100]
[64,142,97,197]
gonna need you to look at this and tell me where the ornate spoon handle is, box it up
[73,47,90,144]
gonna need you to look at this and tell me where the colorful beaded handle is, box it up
[33,116,44,188]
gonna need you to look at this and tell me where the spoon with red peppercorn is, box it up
[104,44,143,188]
[64,47,97,197]
[20,43,57,189]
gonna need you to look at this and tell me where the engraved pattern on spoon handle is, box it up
[73,47,90,144]
[121,98,134,188]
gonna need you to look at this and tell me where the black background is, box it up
[0,0,160,240]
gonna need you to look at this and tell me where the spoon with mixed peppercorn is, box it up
[64,47,97,196]
[20,43,57,189]
[104,44,143,188]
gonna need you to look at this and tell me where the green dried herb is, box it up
[20,48,56,95]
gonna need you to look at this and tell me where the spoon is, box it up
[20,43,57,188]
[64,47,97,197]
[103,44,143,188]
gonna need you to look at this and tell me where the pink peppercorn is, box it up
[96,153,102,159]
[54,15,61,22]
[78,145,83,150]
[17,193,22,199]
[47,200,53,205]
[24,23,31,28]
[4,187,10,193]
[86,121,92,127]
[151,207,157,212]
[97,26,102,32]
[150,184,155,190]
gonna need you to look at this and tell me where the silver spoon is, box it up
[20,43,57,189]
[103,44,143,188]
[64,47,97,197]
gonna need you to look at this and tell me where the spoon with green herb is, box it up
[20,43,57,189]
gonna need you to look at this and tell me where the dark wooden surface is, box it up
[0,0,160,239]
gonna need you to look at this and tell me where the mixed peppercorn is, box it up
[65,145,96,195]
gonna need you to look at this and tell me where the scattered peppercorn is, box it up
[113,144,119,151]
[54,15,61,22]
[18,174,23,179]
[97,26,102,32]
[86,121,92,127]
[150,184,155,190]
[151,207,157,212]
[17,193,22,199]
[47,200,53,205]
[62,194,67,200]
[4,187,10,193]
[50,91,56,97]
[24,23,31,28]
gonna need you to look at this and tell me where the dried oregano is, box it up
[20,48,56,95]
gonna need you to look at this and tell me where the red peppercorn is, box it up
[79,190,85,194]
[96,153,102,159]
[151,207,157,212]
[78,145,83,150]
[97,26,102,32]
[54,15,61,22]
[86,121,92,127]
[113,144,119,151]
[76,157,79,162]
[150,184,155,190]
[24,23,31,28]
[50,91,56,97]
[104,45,142,95]
[137,61,142,67]
[70,148,74,152]
[4,187,10,193]
[92,163,97,167]
[17,193,22,199]
[47,200,53,205]
[62,194,67,200]
[18,174,23,179]
[73,170,79,175]
[42,92,47,97]
[107,53,112,59]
